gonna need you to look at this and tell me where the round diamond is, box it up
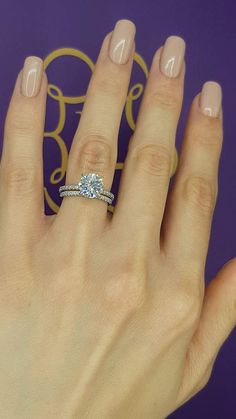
[78,173,104,198]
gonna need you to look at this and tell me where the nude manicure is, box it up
[109,19,136,65]
[160,35,186,78]
[199,81,222,117]
[21,56,43,97]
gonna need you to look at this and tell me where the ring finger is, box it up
[55,19,136,236]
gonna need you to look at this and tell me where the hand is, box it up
[0,18,235,419]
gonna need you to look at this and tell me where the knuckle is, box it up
[170,285,202,331]
[103,261,147,314]
[1,165,39,193]
[192,126,222,149]
[5,111,37,138]
[146,82,180,111]
[78,136,113,173]
[182,174,217,214]
[133,143,172,178]
[92,72,123,97]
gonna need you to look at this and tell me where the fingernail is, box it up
[160,35,186,78]
[199,81,222,117]
[109,19,136,65]
[21,56,43,97]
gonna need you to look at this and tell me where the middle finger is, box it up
[112,36,186,250]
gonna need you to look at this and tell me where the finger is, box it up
[56,20,136,236]
[0,56,47,238]
[112,36,186,251]
[175,258,236,407]
[161,81,223,276]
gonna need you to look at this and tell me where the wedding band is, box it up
[58,173,115,205]
[59,190,113,205]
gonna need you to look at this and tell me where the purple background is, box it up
[0,0,235,417]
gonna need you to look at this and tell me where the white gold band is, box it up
[59,190,113,205]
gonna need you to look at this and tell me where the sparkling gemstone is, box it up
[78,173,104,198]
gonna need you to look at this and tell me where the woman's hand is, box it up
[0,18,235,419]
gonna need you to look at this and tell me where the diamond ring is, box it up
[58,173,115,205]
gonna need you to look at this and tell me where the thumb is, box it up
[175,257,236,408]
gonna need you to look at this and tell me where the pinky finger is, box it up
[161,81,223,278]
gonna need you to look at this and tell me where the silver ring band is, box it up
[58,173,114,205]
[59,190,112,205]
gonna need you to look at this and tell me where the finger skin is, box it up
[0,66,48,239]
[56,22,136,236]
[161,90,223,277]
[112,42,185,251]
[175,258,236,409]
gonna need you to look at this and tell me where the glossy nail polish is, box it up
[160,35,186,78]
[199,81,222,117]
[109,19,136,65]
[21,56,43,97]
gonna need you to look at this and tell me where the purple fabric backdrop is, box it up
[0,0,235,417]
